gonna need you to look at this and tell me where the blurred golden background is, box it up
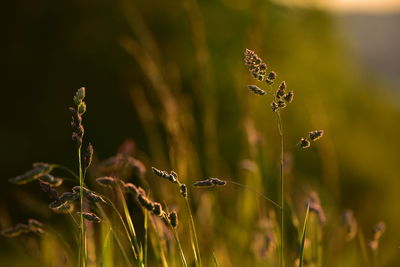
[1,0,399,266]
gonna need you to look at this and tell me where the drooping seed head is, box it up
[124,183,146,196]
[210,177,227,186]
[39,180,59,201]
[78,212,101,223]
[39,174,63,187]
[192,179,214,188]
[72,186,91,196]
[52,203,74,214]
[86,192,106,204]
[96,176,117,187]
[9,163,53,185]
[152,167,177,183]
[309,130,324,141]
[83,143,93,170]
[247,85,266,96]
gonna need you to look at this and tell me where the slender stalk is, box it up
[184,197,202,267]
[276,111,284,267]
[78,147,87,267]
[172,228,188,267]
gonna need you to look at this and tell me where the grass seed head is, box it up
[277,99,286,108]
[210,177,227,186]
[86,192,106,204]
[180,184,187,198]
[299,138,311,148]
[152,202,163,216]
[137,194,154,211]
[9,163,53,185]
[152,167,177,183]
[39,180,59,201]
[309,130,324,141]
[244,49,268,81]
[270,102,279,112]
[342,210,358,241]
[265,71,277,85]
[83,143,93,170]
[96,176,117,187]
[247,85,266,96]
[78,212,101,223]
[39,174,63,187]
[168,211,178,228]
[283,91,294,103]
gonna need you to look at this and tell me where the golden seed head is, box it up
[283,91,294,103]
[78,212,101,223]
[309,130,324,141]
[168,211,178,228]
[247,85,266,96]
[270,102,279,112]
[244,49,268,81]
[299,138,311,148]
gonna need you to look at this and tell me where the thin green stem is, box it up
[52,164,80,181]
[184,196,202,267]
[172,227,188,267]
[276,111,284,267]
[78,147,87,267]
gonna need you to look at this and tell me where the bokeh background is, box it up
[1,0,399,266]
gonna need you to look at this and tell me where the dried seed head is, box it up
[9,163,53,185]
[247,85,266,96]
[124,183,146,196]
[265,71,277,85]
[309,130,324,141]
[59,191,80,202]
[210,177,227,186]
[277,99,286,108]
[168,211,178,228]
[96,176,117,187]
[180,184,187,198]
[52,203,74,214]
[299,138,311,148]
[86,192,106,204]
[152,167,177,183]
[270,102,279,112]
[39,180,59,201]
[192,178,227,188]
[83,143,93,170]
[137,194,154,211]
[152,202,163,216]
[244,49,267,81]
[72,186,91,196]
[276,88,285,99]
[342,210,358,241]
[39,174,63,187]
[283,91,294,103]
[78,212,101,223]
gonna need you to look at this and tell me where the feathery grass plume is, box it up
[342,210,358,241]
[309,130,324,141]
[368,221,386,251]
[38,174,63,187]
[270,102,279,112]
[247,85,266,96]
[96,176,118,187]
[307,191,326,225]
[78,212,101,223]
[9,163,53,185]
[244,49,267,81]
[151,167,177,183]
[283,91,294,103]
[266,71,277,85]
[137,194,154,211]
[180,184,187,198]
[83,143,93,170]
[168,212,178,228]
[39,180,59,201]
[299,138,311,149]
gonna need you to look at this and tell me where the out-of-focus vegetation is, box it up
[1,0,399,266]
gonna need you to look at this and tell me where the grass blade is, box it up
[299,203,310,267]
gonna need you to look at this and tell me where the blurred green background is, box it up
[1,0,399,266]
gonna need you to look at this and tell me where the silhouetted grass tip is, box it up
[78,212,101,223]
[247,85,266,96]
[9,163,53,185]
[309,130,324,141]
[244,49,267,81]
[192,177,227,188]
[152,167,177,183]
